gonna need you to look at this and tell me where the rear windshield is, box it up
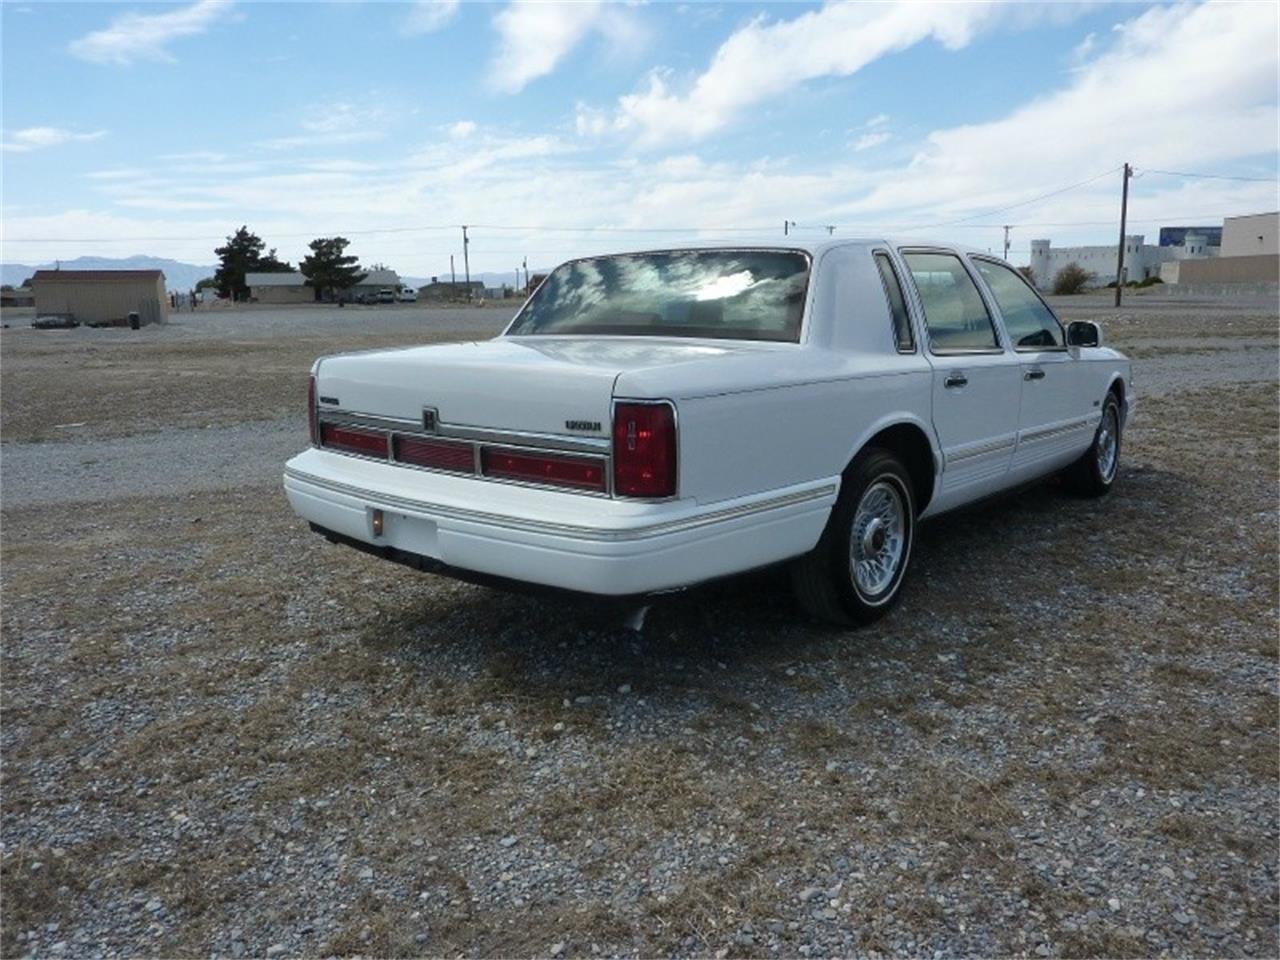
[505,249,810,342]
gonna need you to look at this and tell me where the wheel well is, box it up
[862,423,936,513]
[1109,377,1125,403]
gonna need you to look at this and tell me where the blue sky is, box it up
[2,1,1277,275]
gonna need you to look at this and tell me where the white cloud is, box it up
[8,5,1275,274]
[1070,31,1097,64]
[257,130,383,151]
[69,0,233,65]
[853,131,891,152]
[256,101,389,150]
[841,1,1280,228]
[865,113,890,129]
[448,120,478,139]
[574,104,611,137]
[489,1,603,93]
[402,0,460,36]
[159,150,228,163]
[595,2,1003,147]
[86,167,148,180]
[2,127,107,153]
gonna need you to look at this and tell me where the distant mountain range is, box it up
[1,256,217,291]
[2,257,543,292]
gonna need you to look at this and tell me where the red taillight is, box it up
[481,447,607,492]
[612,401,676,498]
[394,435,475,473]
[308,375,318,446]
[320,423,388,458]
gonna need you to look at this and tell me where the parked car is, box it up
[377,288,396,304]
[31,315,79,329]
[398,286,417,303]
[285,241,1130,624]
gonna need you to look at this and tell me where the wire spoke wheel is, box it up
[849,479,906,600]
[1096,406,1119,483]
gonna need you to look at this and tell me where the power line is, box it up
[468,223,771,234]
[4,223,783,244]
[924,165,1125,227]
[1138,167,1279,183]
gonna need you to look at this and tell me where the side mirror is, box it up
[1067,320,1101,348]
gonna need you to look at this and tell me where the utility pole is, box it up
[825,225,836,236]
[522,256,528,292]
[450,254,456,287]
[1003,225,1011,261]
[461,225,471,302]
[1114,163,1132,307]
[784,220,795,236]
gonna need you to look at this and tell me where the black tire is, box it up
[1064,391,1122,497]
[791,447,915,626]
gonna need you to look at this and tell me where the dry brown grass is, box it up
[0,329,475,442]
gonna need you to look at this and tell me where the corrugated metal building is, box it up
[248,271,313,304]
[350,269,401,299]
[31,269,167,325]
[418,280,484,301]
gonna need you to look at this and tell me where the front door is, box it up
[969,257,1095,479]
[900,250,1022,515]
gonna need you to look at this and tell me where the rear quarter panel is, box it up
[670,363,934,504]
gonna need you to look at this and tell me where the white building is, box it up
[1028,233,1219,290]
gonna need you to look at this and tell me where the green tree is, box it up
[213,226,292,301]
[301,237,366,301]
[1018,265,1035,286]
[194,276,217,292]
[1052,262,1089,295]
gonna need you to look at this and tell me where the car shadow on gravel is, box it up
[364,461,1196,711]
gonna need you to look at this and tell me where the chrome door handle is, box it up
[944,373,968,388]
[1024,368,1045,381]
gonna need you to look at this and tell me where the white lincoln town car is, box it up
[284,240,1130,624]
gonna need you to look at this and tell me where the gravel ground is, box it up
[2,298,1277,958]
[1,418,303,510]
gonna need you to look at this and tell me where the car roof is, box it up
[556,236,1000,261]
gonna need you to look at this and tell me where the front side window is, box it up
[874,252,914,352]
[901,251,1000,352]
[972,258,1064,349]
[506,249,810,342]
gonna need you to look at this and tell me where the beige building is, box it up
[1168,212,1279,285]
[31,269,167,325]
[1220,211,1279,258]
[248,271,313,304]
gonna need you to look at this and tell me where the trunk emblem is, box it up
[565,420,602,432]
[422,407,438,432]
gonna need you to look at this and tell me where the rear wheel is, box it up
[1064,391,1121,497]
[792,448,915,626]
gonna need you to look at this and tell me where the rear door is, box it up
[969,256,1094,478]
[900,249,1022,512]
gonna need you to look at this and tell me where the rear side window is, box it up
[972,258,1064,349]
[901,251,1000,352]
[874,252,914,352]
